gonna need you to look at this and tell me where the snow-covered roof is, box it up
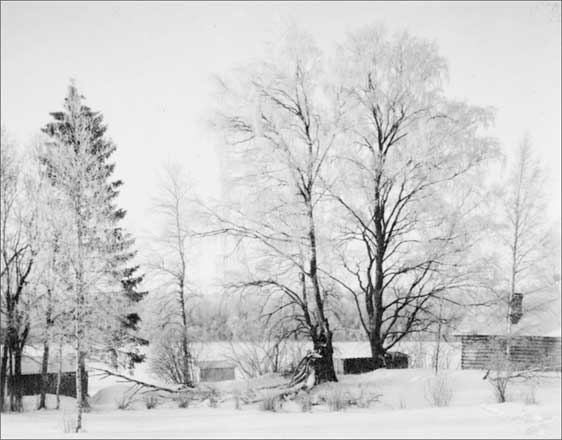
[545,327,562,338]
[20,354,75,375]
[455,297,561,338]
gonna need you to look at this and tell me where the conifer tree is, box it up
[40,82,146,431]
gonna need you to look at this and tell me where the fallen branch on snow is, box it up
[91,367,188,394]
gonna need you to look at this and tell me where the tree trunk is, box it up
[0,344,8,412]
[368,158,387,369]
[38,340,50,409]
[433,302,443,374]
[74,268,84,431]
[39,285,54,410]
[311,329,338,383]
[506,169,522,360]
[55,341,62,410]
[8,347,13,411]
[368,332,386,369]
[175,193,193,387]
[79,356,89,410]
[368,257,386,368]
[178,288,193,386]
[305,196,337,384]
[74,189,86,432]
[11,347,23,412]
[75,346,83,432]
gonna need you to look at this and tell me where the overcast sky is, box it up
[1,1,560,285]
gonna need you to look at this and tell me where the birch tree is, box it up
[498,136,560,338]
[32,168,73,410]
[210,28,341,383]
[0,128,38,412]
[147,163,196,386]
[328,26,498,365]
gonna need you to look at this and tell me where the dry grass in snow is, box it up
[1,369,560,439]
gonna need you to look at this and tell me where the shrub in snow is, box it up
[192,385,221,408]
[209,395,219,408]
[489,375,510,403]
[323,384,351,412]
[143,394,160,409]
[225,339,291,378]
[232,387,243,410]
[424,374,454,407]
[483,343,544,404]
[175,391,192,408]
[483,355,539,404]
[149,337,196,386]
[259,391,282,412]
[296,390,312,412]
[522,385,538,405]
[489,368,539,405]
[115,387,141,410]
[352,385,381,408]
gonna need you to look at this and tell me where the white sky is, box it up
[1,1,561,287]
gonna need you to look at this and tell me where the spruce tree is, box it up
[40,82,146,428]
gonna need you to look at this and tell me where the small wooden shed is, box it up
[334,352,409,375]
[9,353,87,398]
[197,360,236,382]
[459,334,561,371]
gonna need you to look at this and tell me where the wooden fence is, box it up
[460,335,561,371]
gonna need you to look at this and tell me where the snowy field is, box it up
[1,368,560,439]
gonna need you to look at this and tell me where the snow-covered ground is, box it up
[84,340,462,395]
[1,400,560,439]
[1,368,560,439]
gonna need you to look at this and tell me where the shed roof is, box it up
[19,354,75,375]
[455,293,561,337]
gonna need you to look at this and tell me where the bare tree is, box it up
[0,128,39,412]
[499,136,560,340]
[326,26,498,365]
[35,213,71,410]
[209,27,342,383]
[22,143,71,410]
[149,336,194,385]
[147,163,196,386]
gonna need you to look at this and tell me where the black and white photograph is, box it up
[0,1,561,438]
